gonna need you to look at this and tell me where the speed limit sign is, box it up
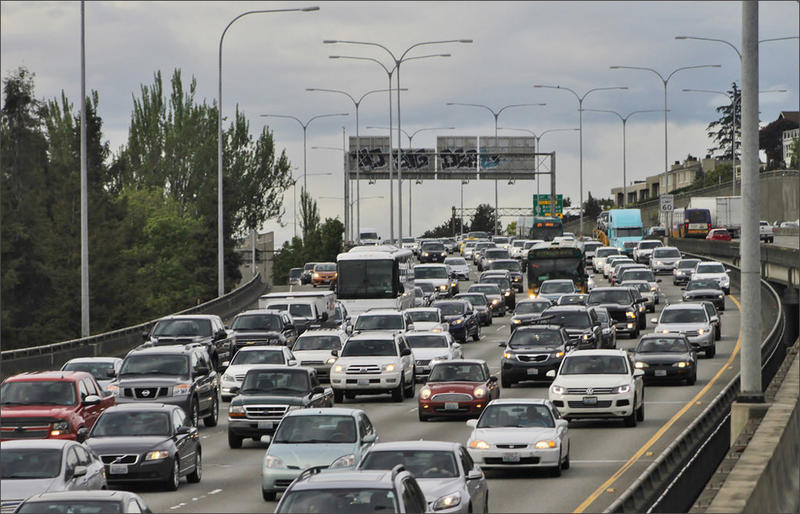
[660,194,674,212]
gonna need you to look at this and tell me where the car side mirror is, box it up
[229,386,240,395]
[288,359,297,366]
[346,325,353,335]
[76,427,89,443]
[634,369,644,377]
[467,468,483,480]
[656,279,662,283]
[105,368,116,378]
[545,370,556,378]
[320,312,329,322]
[650,318,658,324]
[489,375,498,382]
[497,341,506,347]
[466,419,478,428]
[71,465,88,479]
[362,433,377,443]
[221,361,230,369]
[331,349,339,357]
[195,366,210,376]
[214,329,227,341]
[407,323,415,331]
[312,386,325,395]
[401,348,412,356]
[453,343,461,349]
[176,425,192,435]
[725,269,731,273]
[141,331,150,342]
[83,395,101,406]
[555,419,568,429]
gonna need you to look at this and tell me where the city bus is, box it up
[528,216,564,241]
[336,245,414,315]
[526,243,587,296]
[670,208,712,238]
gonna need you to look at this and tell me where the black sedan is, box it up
[682,279,726,311]
[632,334,697,385]
[499,325,572,387]
[85,403,201,491]
[509,299,552,333]
[432,299,481,343]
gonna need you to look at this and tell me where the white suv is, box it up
[691,261,731,295]
[633,240,663,264]
[330,331,416,403]
[547,349,645,427]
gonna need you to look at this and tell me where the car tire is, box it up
[418,411,430,422]
[624,401,638,427]
[262,490,276,502]
[561,445,570,470]
[501,376,512,388]
[715,327,721,341]
[187,449,202,483]
[473,325,481,342]
[221,395,231,403]
[345,392,356,400]
[636,396,645,422]
[165,458,181,491]
[333,389,344,404]
[483,494,489,513]
[392,382,404,402]
[203,394,219,427]
[550,463,562,477]
[190,398,200,427]
[705,346,716,358]
[227,431,243,449]
[404,371,415,398]
[687,371,697,386]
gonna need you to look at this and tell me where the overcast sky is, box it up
[2,1,798,246]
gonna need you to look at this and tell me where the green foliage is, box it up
[505,221,517,237]
[760,117,798,170]
[706,82,740,161]
[790,137,799,169]
[582,192,603,219]
[470,204,496,233]
[420,213,465,239]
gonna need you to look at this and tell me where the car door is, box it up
[483,363,499,399]
[73,444,103,489]
[357,414,376,457]
[450,335,462,360]
[192,351,213,413]
[460,446,486,508]
[77,379,102,429]
[63,445,87,490]
[628,356,643,405]
[172,409,193,474]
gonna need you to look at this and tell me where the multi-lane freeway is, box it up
[131,259,743,513]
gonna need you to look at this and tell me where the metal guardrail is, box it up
[605,254,787,513]
[0,274,267,379]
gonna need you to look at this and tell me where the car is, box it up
[110,344,219,428]
[581,241,603,263]
[442,238,458,254]
[401,237,417,253]
[556,293,588,306]
[454,293,493,327]
[541,305,603,350]
[623,280,657,313]
[509,299,552,333]
[467,283,506,317]
[13,490,152,514]
[333,301,352,333]
[412,286,427,307]
[406,331,463,381]
[698,300,723,341]
[536,279,577,303]
[691,261,731,295]
[300,262,319,285]
[651,304,716,357]
[288,267,303,286]
[706,228,732,241]
[509,239,529,259]
[444,256,470,281]
[646,226,667,238]
[353,309,414,334]
[357,441,489,513]
[632,334,697,385]
[273,465,428,513]
[414,263,457,297]
[609,260,639,285]
[621,240,638,257]
[759,220,775,243]
[311,262,338,287]
[472,242,495,265]
[227,366,333,448]
[547,349,645,427]
[500,325,572,387]
[682,279,726,311]
[330,331,415,403]
[626,287,649,330]
[229,310,298,354]
[220,346,297,401]
[492,236,510,249]
[592,307,617,349]
[261,408,378,501]
[85,403,200,490]
[406,307,448,333]
[432,299,481,343]
[484,259,524,292]
[478,247,511,272]
[462,241,478,259]
[0,440,107,513]
[586,287,645,338]
[633,240,663,264]
[291,329,347,382]
[480,275,516,309]
[417,281,439,305]
[672,258,701,286]
[142,314,231,370]
[60,357,123,394]
[419,241,449,263]
[649,246,682,274]
[778,220,799,229]
[592,246,621,274]
[601,254,628,278]
[1,371,114,442]
[418,360,499,422]
[618,268,661,301]
[466,399,570,476]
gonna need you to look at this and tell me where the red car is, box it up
[706,228,732,241]
[418,359,500,421]
[1,371,114,442]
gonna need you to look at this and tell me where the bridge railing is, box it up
[605,252,788,513]
[0,274,267,379]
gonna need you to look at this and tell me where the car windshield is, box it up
[232,314,282,331]
[414,267,447,279]
[92,411,171,437]
[583,243,602,252]
[152,318,212,337]
[354,315,404,331]
[508,329,563,348]
[273,415,357,444]
[512,241,525,248]
[515,302,549,315]
[477,404,555,428]
[469,284,500,295]
[687,280,722,291]
[639,241,662,249]
[558,295,586,305]
[629,282,651,292]
[428,363,485,382]
[417,282,436,293]
[484,277,511,290]
[594,309,610,323]
[341,339,397,357]
[315,263,336,272]
[653,248,680,258]
[540,281,574,294]
[561,355,628,375]
[543,310,591,329]
[230,350,286,365]
[413,288,424,298]
[488,261,520,272]
[289,269,303,278]
[444,258,467,266]
[596,248,620,258]
[240,370,310,395]
[0,449,63,479]
[119,354,189,376]
[457,295,486,307]
[422,243,445,252]
[18,502,123,514]
[360,450,458,479]
[277,489,398,514]
[433,303,465,316]
[621,270,655,282]
[660,309,707,324]
[406,335,448,349]
[485,250,510,259]
[677,260,700,269]
[1,380,77,406]
[293,335,342,351]
[304,263,317,271]
[637,337,690,353]
[623,242,638,250]
[62,361,116,382]
[588,290,632,305]
[407,311,439,323]
[287,304,313,318]
[696,263,725,274]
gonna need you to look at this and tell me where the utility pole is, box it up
[80,1,89,337]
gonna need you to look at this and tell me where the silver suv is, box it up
[652,304,716,357]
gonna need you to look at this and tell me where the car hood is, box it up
[564,328,592,337]
[336,356,398,366]
[115,375,187,387]
[589,302,632,312]
[417,477,465,501]
[652,256,680,263]
[511,313,543,322]
[233,394,307,406]
[293,350,335,362]
[633,352,693,364]
[693,272,727,281]
[86,435,173,454]
[1,478,64,500]
[655,323,709,332]
[450,265,469,272]
[553,374,630,388]
[149,335,209,346]
[442,314,467,323]
[415,279,450,287]
[470,426,558,444]
[425,382,481,393]
[224,364,281,378]
[411,322,447,331]
[268,443,360,469]
[412,348,451,361]
[232,330,283,340]
[0,405,77,419]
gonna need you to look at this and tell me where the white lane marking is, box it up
[209,489,223,495]
[408,407,418,413]
[571,459,634,464]
[170,503,186,510]
[201,435,208,439]
[645,401,689,405]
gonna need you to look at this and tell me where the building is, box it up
[234,231,274,286]
[783,127,799,167]
[610,155,721,206]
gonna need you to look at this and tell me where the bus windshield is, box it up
[337,260,396,299]
[527,248,584,292]
[529,218,564,241]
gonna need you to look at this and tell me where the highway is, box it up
[130,259,743,513]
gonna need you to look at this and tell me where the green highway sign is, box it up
[532,194,563,216]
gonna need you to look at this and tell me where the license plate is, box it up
[444,402,459,410]
[258,420,275,430]
[502,453,521,463]
[655,369,667,377]
[583,396,598,405]
[526,368,539,375]
[109,464,128,475]
[357,378,370,386]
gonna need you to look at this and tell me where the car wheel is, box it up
[483,494,489,513]
[404,371,415,398]
[203,393,219,427]
[624,400,638,427]
[227,431,243,449]
[715,327,721,341]
[636,397,645,422]
[488,315,493,326]
[501,376,512,388]
[165,458,181,491]
[190,398,200,427]
[345,392,356,400]
[472,325,481,342]
[187,449,202,483]
[333,389,344,404]
[392,382,404,402]
[418,411,430,422]
[262,490,276,502]
[550,462,562,477]
[561,445,570,470]
[687,371,697,386]
[221,395,231,403]
[705,346,716,358]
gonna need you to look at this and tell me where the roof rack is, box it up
[297,465,328,482]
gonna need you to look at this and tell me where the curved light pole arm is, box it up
[398,39,473,61]
[259,113,305,127]
[759,36,799,43]
[496,103,546,116]
[582,86,629,101]
[325,39,397,61]
[305,88,357,106]
[329,55,395,75]
[666,64,722,82]
[410,126,455,141]
[307,112,349,127]
[580,108,624,122]
[446,102,497,117]
[675,36,742,59]
[533,84,580,102]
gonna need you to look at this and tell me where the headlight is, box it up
[650,286,657,292]
[106,384,119,396]
[626,311,636,319]
[439,285,448,291]
[423,252,429,256]
[50,420,71,436]
[420,387,432,400]
[673,361,691,368]
[451,318,464,325]
[582,334,590,340]
[326,357,337,365]
[717,293,724,298]
[263,455,286,469]
[492,299,499,304]
[383,363,397,372]
[634,361,648,369]
[661,329,670,334]
[333,365,345,373]
[655,261,663,266]
[554,351,564,358]
[441,252,447,257]
[512,318,522,324]
[529,292,538,299]
[313,273,320,278]
[145,450,170,461]
[697,329,705,335]
[550,384,565,394]
[433,492,462,511]
[503,351,513,359]
[330,453,356,469]
[451,281,457,287]
[229,404,245,417]
[473,387,486,399]
[504,291,511,296]
[534,440,557,449]
[616,384,631,393]
[469,440,490,450]
[173,383,191,396]
[222,373,234,382]
[683,295,690,301]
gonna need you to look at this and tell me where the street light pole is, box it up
[80,1,89,336]
[217,5,318,296]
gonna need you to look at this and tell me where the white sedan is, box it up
[466,399,570,476]
[405,331,462,381]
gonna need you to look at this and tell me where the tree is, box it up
[299,188,320,243]
[760,117,798,170]
[562,197,572,208]
[421,214,467,238]
[505,221,517,237]
[319,217,345,262]
[470,204,496,233]
[706,82,741,162]
[790,137,799,169]
[582,192,603,219]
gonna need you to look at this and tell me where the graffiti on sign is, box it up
[356,149,387,170]
[439,148,478,170]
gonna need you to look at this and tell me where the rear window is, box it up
[686,210,711,223]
